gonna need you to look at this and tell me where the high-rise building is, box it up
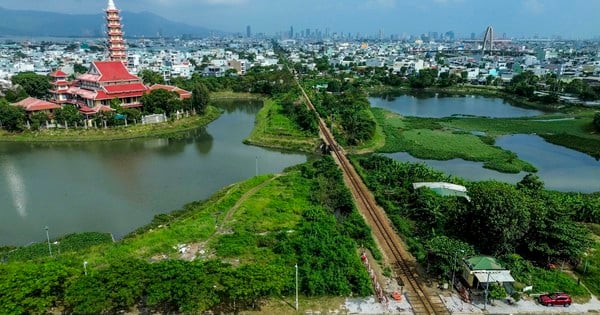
[106,0,127,63]
[290,26,294,39]
[246,25,251,38]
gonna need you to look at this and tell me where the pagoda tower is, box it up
[106,0,127,63]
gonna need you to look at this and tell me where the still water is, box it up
[371,94,599,193]
[0,101,307,245]
[369,92,545,118]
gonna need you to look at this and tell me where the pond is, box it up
[0,100,308,246]
[369,92,545,118]
[385,134,600,193]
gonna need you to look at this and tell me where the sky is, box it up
[0,0,598,39]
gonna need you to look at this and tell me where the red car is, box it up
[539,292,572,307]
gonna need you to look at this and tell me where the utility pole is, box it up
[83,261,88,276]
[44,226,52,257]
[484,271,491,310]
[295,264,299,311]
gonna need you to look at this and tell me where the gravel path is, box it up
[443,292,600,314]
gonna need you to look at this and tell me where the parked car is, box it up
[539,292,572,307]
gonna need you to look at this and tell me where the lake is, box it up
[0,101,308,246]
[370,94,598,193]
[369,92,545,118]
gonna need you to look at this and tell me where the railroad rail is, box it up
[297,79,449,315]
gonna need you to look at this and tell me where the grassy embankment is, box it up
[244,98,320,153]
[0,106,222,142]
[2,160,378,313]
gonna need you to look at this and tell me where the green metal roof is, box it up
[465,256,505,270]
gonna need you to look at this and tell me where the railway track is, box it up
[298,81,449,315]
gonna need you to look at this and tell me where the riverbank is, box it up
[0,106,222,142]
[244,98,320,153]
[0,158,377,314]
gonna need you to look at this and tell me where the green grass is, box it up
[0,106,222,142]
[372,108,537,173]
[2,232,113,262]
[577,227,600,296]
[244,98,320,153]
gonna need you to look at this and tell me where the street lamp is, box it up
[295,264,299,311]
[451,249,465,290]
[44,226,52,257]
[83,261,88,276]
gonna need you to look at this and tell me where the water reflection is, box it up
[369,93,544,118]
[386,134,600,193]
[0,157,27,218]
[0,100,307,245]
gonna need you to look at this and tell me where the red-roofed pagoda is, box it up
[106,0,127,63]
[48,0,147,114]
[47,0,190,116]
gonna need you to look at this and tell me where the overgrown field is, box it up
[244,98,320,153]
[0,158,377,314]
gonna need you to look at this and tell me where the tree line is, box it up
[352,154,597,280]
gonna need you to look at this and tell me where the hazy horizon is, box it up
[0,0,598,39]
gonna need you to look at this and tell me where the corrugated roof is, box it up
[465,256,505,271]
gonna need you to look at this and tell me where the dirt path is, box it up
[217,174,281,234]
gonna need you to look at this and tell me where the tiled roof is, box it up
[149,84,192,99]
[95,90,145,101]
[93,61,140,82]
[13,97,61,112]
[103,83,148,94]
[49,70,68,77]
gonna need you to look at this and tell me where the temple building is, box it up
[47,0,188,116]
[65,60,148,114]
[48,0,147,114]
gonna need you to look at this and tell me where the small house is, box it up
[461,256,515,288]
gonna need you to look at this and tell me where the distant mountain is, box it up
[0,7,218,37]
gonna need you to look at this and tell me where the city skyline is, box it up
[0,0,599,39]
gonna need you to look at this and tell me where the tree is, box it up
[517,173,544,191]
[139,69,165,85]
[426,236,474,278]
[141,89,179,114]
[594,112,600,132]
[30,111,49,130]
[73,63,87,74]
[191,83,210,114]
[4,87,28,102]
[10,72,51,99]
[409,68,438,89]
[0,100,26,131]
[465,181,531,255]
[0,262,73,315]
[54,105,82,126]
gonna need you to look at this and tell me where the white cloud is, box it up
[523,0,544,13]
